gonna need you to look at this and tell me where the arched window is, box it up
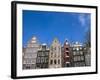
[54,60,56,64]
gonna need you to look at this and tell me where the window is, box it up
[46,58,48,63]
[41,52,43,56]
[37,64,40,68]
[37,52,41,56]
[80,51,83,55]
[81,56,84,61]
[43,52,45,56]
[50,60,53,64]
[77,51,79,55]
[58,59,60,64]
[73,48,75,50]
[66,52,69,56]
[74,57,77,61]
[66,57,70,61]
[66,48,69,50]
[66,63,70,67]
[54,60,56,64]
[51,52,53,57]
[44,57,47,63]
[45,52,49,56]
[41,57,44,63]
[51,51,53,54]
[37,57,40,63]
[76,47,79,51]
[73,52,76,55]
[26,66,31,69]
[84,48,87,50]
[77,56,80,61]
[80,47,82,50]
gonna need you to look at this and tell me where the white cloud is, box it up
[79,14,86,26]
[78,14,90,32]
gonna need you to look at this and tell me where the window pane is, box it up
[54,60,56,64]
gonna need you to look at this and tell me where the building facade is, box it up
[23,36,40,69]
[84,47,91,66]
[49,38,62,68]
[62,40,72,67]
[36,44,49,69]
[71,42,86,67]
[22,36,90,69]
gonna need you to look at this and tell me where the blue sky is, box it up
[23,10,90,47]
